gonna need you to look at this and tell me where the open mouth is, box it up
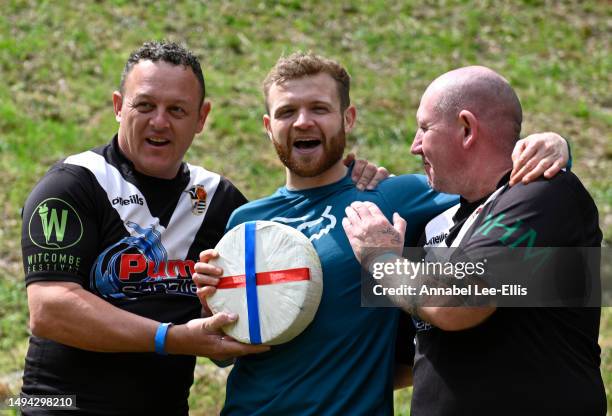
[293,139,322,150]
[146,137,170,147]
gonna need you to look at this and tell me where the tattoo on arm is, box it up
[380,226,401,245]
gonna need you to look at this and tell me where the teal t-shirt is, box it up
[222,170,456,415]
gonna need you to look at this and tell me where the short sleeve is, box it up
[464,173,601,250]
[21,164,101,287]
[460,173,601,306]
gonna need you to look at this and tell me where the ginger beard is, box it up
[272,120,346,178]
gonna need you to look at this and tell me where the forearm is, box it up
[28,281,270,359]
[370,254,496,330]
[27,281,159,352]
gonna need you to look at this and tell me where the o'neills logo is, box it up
[91,221,196,300]
[426,233,448,247]
[112,194,144,206]
[186,185,207,215]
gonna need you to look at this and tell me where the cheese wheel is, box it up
[207,221,323,345]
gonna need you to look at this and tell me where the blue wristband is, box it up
[154,322,173,355]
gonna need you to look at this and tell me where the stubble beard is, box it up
[273,126,346,178]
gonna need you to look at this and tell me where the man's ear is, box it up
[458,109,478,149]
[263,114,273,140]
[196,101,212,133]
[112,91,123,123]
[343,105,357,134]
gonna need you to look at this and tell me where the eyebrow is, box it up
[310,100,333,106]
[416,111,428,124]
[273,104,293,114]
[132,93,190,105]
[274,100,333,112]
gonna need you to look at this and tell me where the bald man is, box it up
[343,66,605,415]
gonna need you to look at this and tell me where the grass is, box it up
[0,0,610,414]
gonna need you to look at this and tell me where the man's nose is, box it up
[150,109,170,130]
[410,131,423,155]
[293,110,314,129]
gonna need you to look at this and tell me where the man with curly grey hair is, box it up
[19,41,270,415]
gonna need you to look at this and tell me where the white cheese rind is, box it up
[207,221,323,345]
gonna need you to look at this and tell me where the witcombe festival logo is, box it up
[271,205,337,241]
[186,184,207,215]
[91,221,196,299]
[28,198,83,250]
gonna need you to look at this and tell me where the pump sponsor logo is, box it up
[91,221,196,299]
[28,198,83,250]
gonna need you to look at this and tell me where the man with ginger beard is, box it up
[19,38,402,415]
[193,53,572,415]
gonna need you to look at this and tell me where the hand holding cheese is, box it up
[194,221,323,345]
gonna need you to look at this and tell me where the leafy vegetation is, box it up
[1,1,609,414]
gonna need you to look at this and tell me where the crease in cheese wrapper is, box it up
[208,221,323,345]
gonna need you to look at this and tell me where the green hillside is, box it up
[1,1,610,414]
